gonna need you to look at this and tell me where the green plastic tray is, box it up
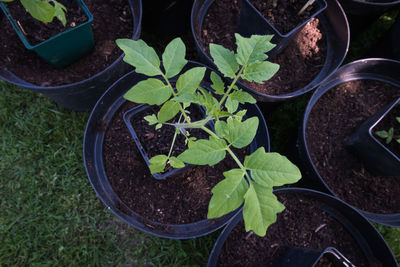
[0,0,94,68]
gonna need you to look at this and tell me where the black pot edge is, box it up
[0,0,143,111]
[206,187,399,267]
[190,0,350,102]
[83,61,271,239]
[299,58,400,226]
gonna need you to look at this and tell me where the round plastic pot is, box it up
[83,61,271,239]
[207,188,398,267]
[191,0,349,102]
[298,58,400,226]
[237,0,327,58]
[0,0,94,68]
[344,97,400,177]
[337,0,400,16]
[0,0,142,112]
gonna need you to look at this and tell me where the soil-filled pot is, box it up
[83,62,271,239]
[299,58,400,227]
[0,0,94,68]
[207,188,398,267]
[191,0,349,102]
[0,0,142,111]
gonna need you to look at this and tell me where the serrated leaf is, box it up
[157,100,180,123]
[169,156,185,168]
[208,169,248,218]
[124,78,171,105]
[176,67,206,94]
[52,0,66,26]
[198,87,218,114]
[211,72,225,95]
[116,39,162,76]
[230,90,256,104]
[242,61,280,83]
[149,155,168,174]
[172,92,200,105]
[162,38,188,78]
[177,136,227,166]
[144,114,158,125]
[21,0,55,23]
[243,181,285,236]
[225,95,239,114]
[217,117,259,148]
[235,34,275,67]
[244,147,302,187]
[210,44,239,78]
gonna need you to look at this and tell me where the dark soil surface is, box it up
[103,102,249,225]
[306,80,400,213]
[4,0,87,46]
[216,192,373,266]
[373,102,400,157]
[249,0,321,35]
[199,0,326,96]
[130,105,208,158]
[0,0,133,86]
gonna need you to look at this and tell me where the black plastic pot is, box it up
[191,0,349,102]
[237,0,327,58]
[276,247,354,267]
[338,0,400,16]
[207,188,398,267]
[83,61,271,239]
[345,97,400,177]
[0,0,142,112]
[298,58,400,226]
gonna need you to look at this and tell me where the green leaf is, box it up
[144,114,158,125]
[155,123,162,130]
[172,92,200,105]
[225,96,239,114]
[215,117,258,148]
[178,136,227,166]
[169,157,185,169]
[244,147,302,187]
[157,100,180,123]
[116,39,162,76]
[124,78,171,105]
[198,87,219,114]
[242,61,280,83]
[52,0,66,26]
[149,155,168,174]
[176,67,206,94]
[396,117,400,124]
[376,130,389,139]
[396,138,400,144]
[208,169,248,218]
[229,90,256,104]
[235,34,275,67]
[210,44,239,78]
[162,38,188,78]
[387,128,394,144]
[243,181,285,236]
[20,0,55,23]
[210,72,225,95]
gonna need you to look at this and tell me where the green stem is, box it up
[214,66,245,112]
[161,73,192,125]
[167,114,183,158]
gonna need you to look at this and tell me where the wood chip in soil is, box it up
[0,0,133,86]
[198,0,326,96]
[103,102,249,225]
[306,80,400,214]
[216,192,374,267]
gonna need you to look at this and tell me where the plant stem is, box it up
[167,114,183,158]
[214,67,245,112]
[298,0,316,15]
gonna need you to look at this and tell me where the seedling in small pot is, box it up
[375,116,400,145]
[0,0,67,25]
[116,34,302,236]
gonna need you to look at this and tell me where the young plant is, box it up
[376,117,400,145]
[1,0,67,26]
[116,34,302,236]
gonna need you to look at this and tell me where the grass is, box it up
[1,7,400,267]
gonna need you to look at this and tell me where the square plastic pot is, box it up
[0,0,94,68]
[237,0,327,58]
[344,97,400,177]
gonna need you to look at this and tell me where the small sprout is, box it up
[376,115,400,145]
